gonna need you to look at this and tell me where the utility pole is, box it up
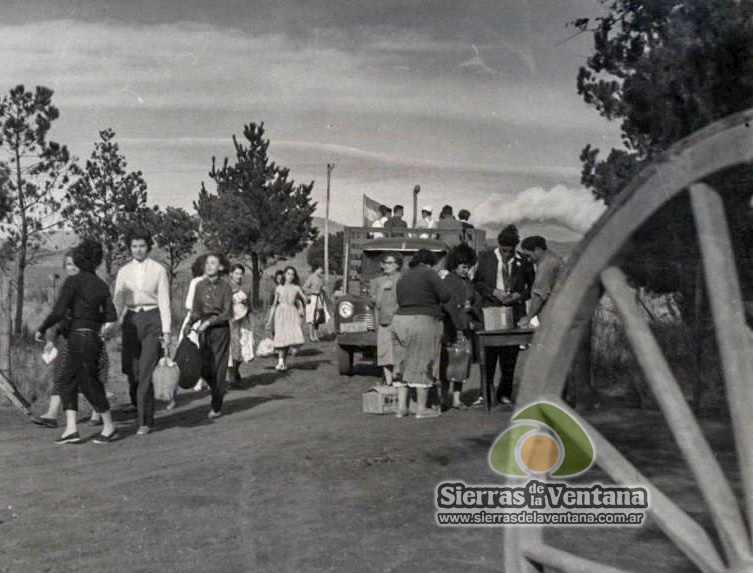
[324,163,335,286]
[412,184,421,227]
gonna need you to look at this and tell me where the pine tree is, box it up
[195,122,317,307]
[0,85,75,333]
[574,0,753,307]
[153,206,199,289]
[63,128,149,281]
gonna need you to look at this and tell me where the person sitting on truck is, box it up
[370,252,403,386]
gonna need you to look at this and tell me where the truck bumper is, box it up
[336,331,377,350]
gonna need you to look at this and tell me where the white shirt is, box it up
[184,275,205,310]
[494,248,513,293]
[114,257,172,333]
[371,217,388,238]
[416,216,436,229]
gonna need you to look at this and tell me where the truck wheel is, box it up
[337,346,354,376]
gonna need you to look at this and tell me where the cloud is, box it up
[474,185,606,233]
[0,19,605,131]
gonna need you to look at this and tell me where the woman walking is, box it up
[391,249,451,418]
[228,263,254,386]
[303,265,330,342]
[268,270,285,308]
[266,266,307,371]
[183,253,233,420]
[440,243,480,410]
[35,239,118,444]
[35,251,111,427]
[182,254,209,393]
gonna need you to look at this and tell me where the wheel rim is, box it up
[505,109,753,573]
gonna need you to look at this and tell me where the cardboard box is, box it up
[362,385,398,414]
[483,306,514,330]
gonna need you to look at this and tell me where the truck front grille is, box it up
[353,311,375,330]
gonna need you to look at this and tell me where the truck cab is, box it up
[333,226,486,375]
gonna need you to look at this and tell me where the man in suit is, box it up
[473,224,534,405]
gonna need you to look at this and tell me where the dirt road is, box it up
[0,343,725,572]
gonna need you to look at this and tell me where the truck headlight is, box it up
[338,301,355,319]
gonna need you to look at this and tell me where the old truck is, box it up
[333,226,486,375]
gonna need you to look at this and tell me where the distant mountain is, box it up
[311,216,345,235]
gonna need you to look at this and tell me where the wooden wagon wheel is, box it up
[504,108,753,573]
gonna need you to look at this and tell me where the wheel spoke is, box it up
[522,543,638,573]
[690,182,753,539]
[504,527,543,573]
[549,397,727,573]
[602,266,751,567]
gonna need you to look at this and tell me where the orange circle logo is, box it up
[520,435,559,472]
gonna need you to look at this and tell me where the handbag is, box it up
[174,335,203,389]
[443,332,472,382]
[256,337,275,357]
[314,307,326,326]
[153,356,180,402]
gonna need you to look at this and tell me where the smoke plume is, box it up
[474,185,606,234]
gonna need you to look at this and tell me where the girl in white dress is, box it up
[266,266,308,371]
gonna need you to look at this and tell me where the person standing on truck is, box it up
[386,204,408,236]
[391,249,451,418]
[370,205,392,238]
[416,206,436,229]
[458,209,474,244]
[437,205,464,246]
[370,252,403,386]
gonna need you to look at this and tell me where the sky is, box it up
[0,0,623,239]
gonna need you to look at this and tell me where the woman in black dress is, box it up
[36,239,118,445]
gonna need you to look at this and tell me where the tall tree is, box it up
[63,128,149,281]
[574,0,753,305]
[307,231,344,275]
[153,206,199,289]
[575,0,753,204]
[0,85,75,333]
[195,122,317,307]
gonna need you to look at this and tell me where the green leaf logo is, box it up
[489,402,594,478]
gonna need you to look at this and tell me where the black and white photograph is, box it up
[1,1,752,572]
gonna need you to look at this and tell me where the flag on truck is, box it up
[362,194,383,226]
